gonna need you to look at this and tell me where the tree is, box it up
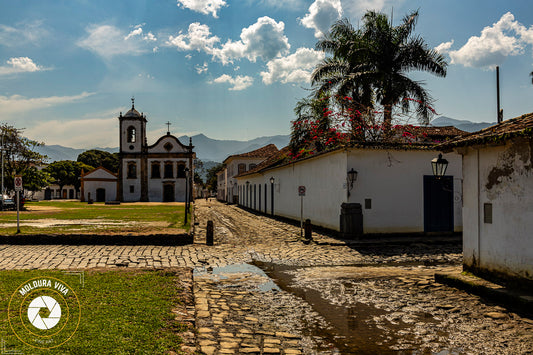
[290,95,331,154]
[205,163,224,192]
[77,149,119,173]
[1,123,49,194]
[45,161,94,198]
[312,10,447,133]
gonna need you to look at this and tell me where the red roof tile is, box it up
[223,144,279,163]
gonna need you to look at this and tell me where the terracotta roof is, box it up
[393,125,467,142]
[223,144,279,163]
[236,146,290,178]
[439,112,533,149]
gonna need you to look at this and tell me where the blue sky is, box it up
[1,0,533,148]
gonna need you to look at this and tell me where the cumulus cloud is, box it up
[0,92,94,115]
[440,12,533,69]
[300,0,342,38]
[167,17,290,65]
[261,47,325,84]
[435,40,454,54]
[0,57,46,75]
[166,22,220,52]
[210,74,254,90]
[177,0,227,18]
[78,24,157,59]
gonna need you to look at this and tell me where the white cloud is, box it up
[259,0,303,9]
[261,47,325,84]
[166,22,220,52]
[435,40,454,54]
[300,0,342,38]
[0,21,48,47]
[176,0,227,18]
[167,17,290,65]
[0,57,45,76]
[195,62,208,74]
[0,92,94,115]
[443,12,533,69]
[210,74,254,90]
[78,24,156,59]
[341,0,399,19]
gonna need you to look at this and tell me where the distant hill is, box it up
[431,116,494,133]
[34,134,290,164]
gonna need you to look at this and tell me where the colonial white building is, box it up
[118,100,196,202]
[217,144,278,203]
[236,133,464,236]
[441,113,533,284]
[80,167,118,202]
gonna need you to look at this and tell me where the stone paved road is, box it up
[0,200,531,354]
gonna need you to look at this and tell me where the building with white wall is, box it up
[80,167,118,202]
[217,144,278,203]
[441,113,533,284]
[118,99,196,202]
[236,142,463,235]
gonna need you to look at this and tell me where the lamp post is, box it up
[269,177,274,216]
[431,154,449,179]
[184,167,189,224]
[347,168,358,198]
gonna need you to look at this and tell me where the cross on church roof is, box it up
[166,121,171,135]
[131,96,135,109]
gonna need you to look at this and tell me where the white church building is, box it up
[81,99,196,203]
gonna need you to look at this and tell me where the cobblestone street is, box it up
[0,200,532,353]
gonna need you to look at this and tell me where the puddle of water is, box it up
[253,261,461,354]
[194,263,281,292]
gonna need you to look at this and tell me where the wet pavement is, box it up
[0,199,532,353]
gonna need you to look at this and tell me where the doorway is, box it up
[163,184,175,202]
[424,175,454,233]
[96,188,106,202]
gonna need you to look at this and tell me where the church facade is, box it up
[118,100,195,202]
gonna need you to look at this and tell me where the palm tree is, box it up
[312,10,448,135]
[290,95,330,154]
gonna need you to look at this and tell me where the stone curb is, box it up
[0,233,193,245]
[435,271,533,317]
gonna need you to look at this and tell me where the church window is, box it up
[164,162,174,178]
[177,163,186,178]
[151,162,161,179]
[164,142,173,151]
[127,126,136,143]
[238,163,246,174]
[249,163,257,170]
[127,162,137,179]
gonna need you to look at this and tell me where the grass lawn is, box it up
[0,269,188,354]
[0,201,191,235]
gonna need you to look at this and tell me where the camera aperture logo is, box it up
[8,277,81,349]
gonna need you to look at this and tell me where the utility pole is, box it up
[496,66,503,123]
[1,131,4,197]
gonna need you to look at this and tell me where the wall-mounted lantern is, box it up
[347,168,358,198]
[431,154,448,178]
[269,177,275,216]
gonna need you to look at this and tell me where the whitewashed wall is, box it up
[347,149,462,233]
[461,139,533,281]
[237,148,462,233]
[84,180,117,201]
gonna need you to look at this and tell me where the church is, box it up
[81,99,196,203]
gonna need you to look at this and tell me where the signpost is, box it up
[14,176,22,233]
[298,186,306,238]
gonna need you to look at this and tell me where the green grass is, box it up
[0,201,191,235]
[0,269,187,354]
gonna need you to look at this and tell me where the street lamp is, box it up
[431,154,449,179]
[347,168,358,198]
[184,167,189,224]
[269,177,274,216]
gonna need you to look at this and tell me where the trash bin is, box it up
[340,203,363,239]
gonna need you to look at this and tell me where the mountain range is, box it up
[34,116,495,163]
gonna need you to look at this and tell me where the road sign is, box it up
[298,185,306,196]
[14,176,22,191]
